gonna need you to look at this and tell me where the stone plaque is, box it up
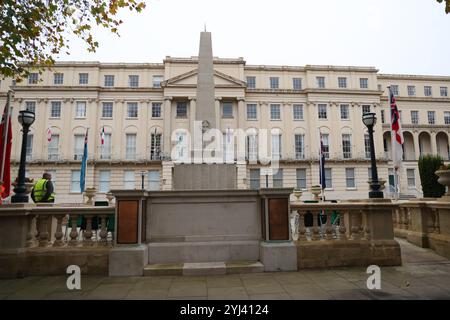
[117,200,139,244]
[268,198,289,241]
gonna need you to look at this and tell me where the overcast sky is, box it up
[60,0,450,76]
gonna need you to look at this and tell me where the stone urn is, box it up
[436,169,450,197]
[83,187,97,205]
[105,192,114,206]
[367,179,386,191]
[24,182,34,194]
[311,185,322,201]
[293,188,303,202]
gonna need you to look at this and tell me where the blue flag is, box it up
[80,128,88,193]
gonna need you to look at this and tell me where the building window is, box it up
[338,77,347,88]
[74,135,84,160]
[53,73,64,85]
[25,101,36,114]
[75,101,86,118]
[273,169,283,188]
[390,85,399,96]
[222,102,233,118]
[325,168,332,189]
[176,102,187,118]
[411,111,419,124]
[246,135,258,161]
[295,134,305,159]
[362,105,371,114]
[129,75,139,87]
[424,86,432,97]
[271,134,282,159]
[150,133,162,160]
[99,170,111,193]
[296,169,307,190]
[270,104,281,120]
[104,75,115,87]
[123,170,135,190]
[318,104,327,119]
[28,73,38,84]
[249,169,260,190]
[440,87,448,97]
[364,134,371,159]
[71,170,81,192]
[293,104,303,120]
[26,134,33,161]
[322,134,330,159]
[102,102,113,118]
[101,133,112,159]
[175,132,188,160]
[50,101,61,118]
[340,104,349,120]
[270,77,279,89]
[152,75,163,88]
[444,112,450,125]
[407,169,416,188]
[360,78,368,89]
[407,85,416,96]
[126,134,137,160]
[428,111,436,125]
[48,134,59,160]
[127,102,138,118]
[342,134,352,159]
[152,103,162,118]
[316,77,325,88]
[246,76,256,89]
[368,168,372,181]
[381,110,385,124]
[346,168,356,188]
[79,73,89,85]
[293,78,302,90]
[246,104,257,120]
[148,170,160,190]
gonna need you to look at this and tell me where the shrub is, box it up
[418,155,446,197]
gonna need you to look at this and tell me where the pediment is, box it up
[162,69,246,88]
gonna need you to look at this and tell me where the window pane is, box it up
[360,78,368,89]
[407,169,415,188]
[152,75,163,88]
[104,75,114,87]
[25,101,36,114]
[126,134,137,159]
[71,170,81,192]
[293,78,302,90]
[127,102,138,118]
[102,102,113,118]
[101,133,112,159]
[176,102,187,118]
[148,170,160,190]
[340,105,349,120]
[152,103,162,118]
[246,76,256,89]
[318,104,327,119]
[48,135,59,160]
[296,169,307,189]
[54,73,63,85]
[295,134,305,159]
[346,168,356,188]
[270,77,279,89]
[51,102,61,118]
[325,168,332,189]
[28,73,38,84]
[74,135,84,160]
[124,170,135,189]
[247,104,257,120]
[76,101,86,118]
[273,169,283,188]
[99,171,111,193]
[222,102,233,118]
[129,75,139,87]
[293,104,303,120]
[316,77,325,88]
[270,104,281,120]
[79,73,88,85]
[250,169,260,190]
[338,77,347,88]
[342,134,352,159]
[150,133,162,160]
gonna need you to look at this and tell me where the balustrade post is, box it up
[53,215,64,247]
[325,211,333,240]
[362,211,371,241]
[99,214,108,243]
[350,211,361,240]
[312,211,320,241]
[339,210,347,240]
[298,211,307,241]
[83,215,94,245]
[69,214,79,246]
[38,215,50,247]
[26,214,36,247]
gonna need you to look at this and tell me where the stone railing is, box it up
[290,200,402,268]
[0,204,115,249]
[394,200,450,258]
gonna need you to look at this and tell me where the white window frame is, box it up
[270,77,279,89]
[102,102,113,118]
[338,77,347,89]
[79,73,89,85]
[411,111,419,124]
[151,102,162,118]
[125,134,137,160]
[293,104,303,120]
[99,170,111,193]
[246,76,256,89]
[293,78,302,90]
[50,101,61,118]
[127,102,138,118]
[129,75,139,87]
[342,134,352,159]
[246,104,257,120]
[296,169,307,190]
[53,73,64,85]
[270,104,281,120]
[104,75,115,87]
[340,104,349,120]
[71,170,81,193]
[407,169,416,188]
[123,170,135,190]
[346,168,356,189]
[316,77,325,88]
[152,75,163,88]
[75,101,87,118]
[360,78,368,89]
[148,170,161,190]
[318,104,327,119]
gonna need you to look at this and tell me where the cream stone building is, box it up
[0,33,449,203]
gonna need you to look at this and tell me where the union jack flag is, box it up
[389,87,404,169]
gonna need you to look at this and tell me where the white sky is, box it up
[60,0,450,76]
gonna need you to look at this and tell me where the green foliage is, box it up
[418,155,446,198]
[0,0,146,80]
[437,0,450,13]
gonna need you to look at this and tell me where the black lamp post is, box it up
[11,110,36,203]
[362,112,384,199]
[140,171,146,191]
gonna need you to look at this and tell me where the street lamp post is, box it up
[11,110,36,203]
[362,112,384,199]
[140,171,146,191]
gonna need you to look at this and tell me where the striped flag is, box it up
[80,128,88,193]
[47,127,52,142]
[100,126,105,145]
[389,87,404,169]
[0,102,12,199]
[319,133,326,190]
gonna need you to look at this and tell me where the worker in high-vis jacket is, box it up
[31,172,55,203]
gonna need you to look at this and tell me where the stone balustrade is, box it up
[394,199,450,259]
[290,200,402,269]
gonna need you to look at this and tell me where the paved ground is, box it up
[1,238,450,300]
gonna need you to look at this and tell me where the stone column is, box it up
[431,132,438,155]
[189,97,196,136]
[413,131,421,160]
[163,97,172,156]
[237,97,246,130]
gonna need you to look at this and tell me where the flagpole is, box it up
[1,90,13,183]
[387,86,397,200]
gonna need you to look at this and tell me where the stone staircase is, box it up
[144,261,264,276]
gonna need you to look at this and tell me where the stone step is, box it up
[143,261,264,276]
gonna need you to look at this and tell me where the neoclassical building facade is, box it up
[0,36,449,203]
